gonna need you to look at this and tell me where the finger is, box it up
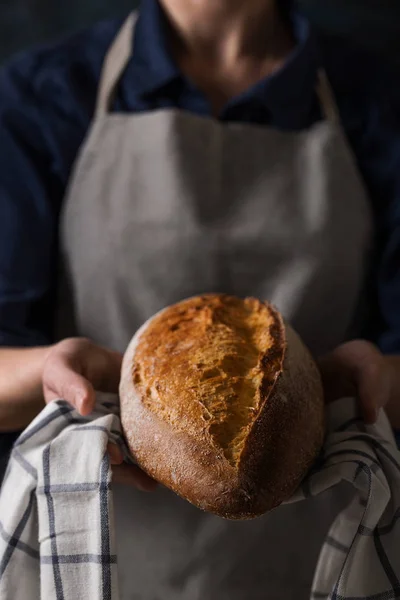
[107,443,124,465]
[43,362,96,416]
[111,464,158,491]
[356,361,380,424]
[334,341,388,424]
[358,363,391,424]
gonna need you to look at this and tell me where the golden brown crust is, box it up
[120,294,325,519]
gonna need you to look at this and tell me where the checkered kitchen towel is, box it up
[0,396,400,600]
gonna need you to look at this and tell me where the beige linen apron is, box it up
[58,13,372,600]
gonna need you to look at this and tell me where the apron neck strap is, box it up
[95,14,340,125]
[95,13,137,118]
[316,69,340,124]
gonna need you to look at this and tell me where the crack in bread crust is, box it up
[132,295,284,466]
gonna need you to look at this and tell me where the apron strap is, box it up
[95,13,340,125]
[316,69,340,124]
[95,12,138,118]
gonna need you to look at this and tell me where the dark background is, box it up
[1,1,400,64]
[0,0,399,475]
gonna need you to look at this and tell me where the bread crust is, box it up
[120,295,324,519]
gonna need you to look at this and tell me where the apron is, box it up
[58,13,372,600]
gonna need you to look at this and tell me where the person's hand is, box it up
[42,338,157,491]
[318,340,394,424]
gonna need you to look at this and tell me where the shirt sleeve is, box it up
[339,62,400,354]
[378,221,400,354]
[320,37,400,354]
[0,58,64,347]
[372,88,400,354]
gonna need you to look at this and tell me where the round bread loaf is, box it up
[120,294,325,520]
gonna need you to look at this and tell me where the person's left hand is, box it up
[318,340,395,424]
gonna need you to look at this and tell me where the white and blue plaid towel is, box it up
[0,395,400,600]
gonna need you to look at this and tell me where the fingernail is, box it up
[77,394,92,415]
[378,374,391,409]
[137,486,151,493]
[77,398,86,414]
[108,444,123,465]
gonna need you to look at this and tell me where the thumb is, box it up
[320,340,387,424]
[43,361,97,416]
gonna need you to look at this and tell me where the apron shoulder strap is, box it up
[95,12,138,118]
[316,69,341,124]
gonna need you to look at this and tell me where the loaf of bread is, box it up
[120,294,325,520]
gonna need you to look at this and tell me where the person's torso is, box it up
[57,11,371,600]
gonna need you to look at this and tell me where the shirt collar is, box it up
[130,0,181,96]
[231,14,320,128]
[130,0,321,126]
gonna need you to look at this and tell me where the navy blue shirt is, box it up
[0,0,400,352]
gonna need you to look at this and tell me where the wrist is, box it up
[0,344,55,432]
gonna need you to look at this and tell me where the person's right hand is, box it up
[42,338,157,491]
